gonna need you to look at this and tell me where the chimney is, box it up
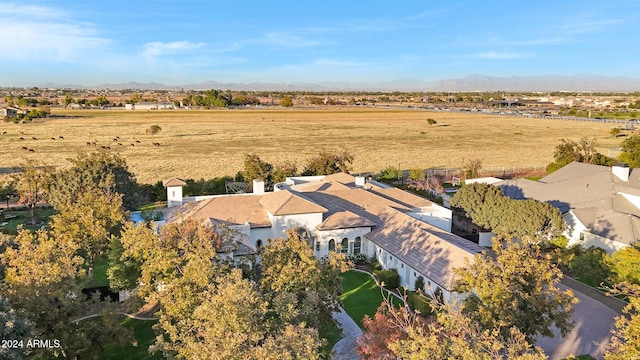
[355,176,366,187]
[612,162,630,182]
[253,179,265,194]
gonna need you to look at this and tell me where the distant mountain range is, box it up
[32,74,640,92]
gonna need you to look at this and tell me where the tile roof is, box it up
[258,190,328,215]
[317,210,377,230]
[163,178,187,187]
[167,194,271,228]
[366,208,483,290]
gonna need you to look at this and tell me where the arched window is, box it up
[341,238,348,254]
[328,239,335,251]
[256,239,263,249]
[354,237,361,255]
[296,227,313,248]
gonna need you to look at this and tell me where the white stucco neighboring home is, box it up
[164,173,484,303]
[496,162,640,253]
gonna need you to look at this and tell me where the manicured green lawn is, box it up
[87,256,110,288]
[0,207,56,234]
[103,318,163,360]
[340,270,400,328]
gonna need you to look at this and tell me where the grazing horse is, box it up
[152,142,160,146]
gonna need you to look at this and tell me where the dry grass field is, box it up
[0,108,623,184]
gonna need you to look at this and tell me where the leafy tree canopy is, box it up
[454,238,578,344]
[48,150,141,210]
[451,183,565,243]
[302,149,355,176]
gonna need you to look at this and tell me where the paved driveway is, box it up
[536,282,621,360]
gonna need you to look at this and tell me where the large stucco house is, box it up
[164,173,485,303]
[495,162,640,253]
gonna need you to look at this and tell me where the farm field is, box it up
[0,108,623,184]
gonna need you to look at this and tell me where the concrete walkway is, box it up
[331,306,362,360]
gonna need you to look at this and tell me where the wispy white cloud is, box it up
[0,3,108,61]
[562,17,625,35]
[143,41,206,58]
[262,32,330,48]
[464,51,534,60]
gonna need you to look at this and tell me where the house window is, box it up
[328,239,335,251]
[354,237,361,255]
[256,239,263,249]
[414,272,416,277]
[579,232,585,241]
[172,190,175,197]
[401,263,404,269]
[315,241,320,251]
[341,238,348,254]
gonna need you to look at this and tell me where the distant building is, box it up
[0,106,20,118]
[165,173,485,303]
[126,102,176,110]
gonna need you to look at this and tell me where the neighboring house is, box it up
[496,162,640,253]
[165,173,485,303]
[126,102,175,110]
[0,106,20,118]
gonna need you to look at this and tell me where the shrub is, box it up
[414,276,425,292]
[378,166,399,182]
[370,257,382,271]
[146,124,162,135]
[407,291,432,315]
[346,253,368,265]
[375,269,400,290]
[569,246,612,287]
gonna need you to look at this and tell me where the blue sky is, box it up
[1,1,639,86]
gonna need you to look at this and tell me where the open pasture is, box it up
[0,108,622,184]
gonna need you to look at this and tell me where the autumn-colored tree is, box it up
[461,157,483,179]
[609,244,640,285]
[455,238,578,344]
[605,282,640,359]
[0,228,131,359]
[358,293,545,359]
[259,229,348,332]
[357,301,408,359]
[48,186,125,264]
[152,269,324,359]
[12,160,53,225]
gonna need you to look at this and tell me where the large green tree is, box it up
[619,133,640,168]
[451,183,565,243]
[48,150,141,211]
[455,238,578,344]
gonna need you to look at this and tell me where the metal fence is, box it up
[412,165,548,182]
